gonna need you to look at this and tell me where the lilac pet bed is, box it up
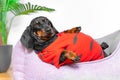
[12,30,120,80]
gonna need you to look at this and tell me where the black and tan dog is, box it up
[21,16,109,68]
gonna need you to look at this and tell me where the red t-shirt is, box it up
[37,32,104,68]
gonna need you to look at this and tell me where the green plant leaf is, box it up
[9,2,55,16]
[7,0,19,7]
[9,0,19,4]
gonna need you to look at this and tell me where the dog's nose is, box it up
[101,42,109,50]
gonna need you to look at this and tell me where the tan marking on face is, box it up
[36,31,42,37]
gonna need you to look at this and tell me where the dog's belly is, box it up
[38,32,104,68]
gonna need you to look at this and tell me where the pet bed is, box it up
[12,30,120,80]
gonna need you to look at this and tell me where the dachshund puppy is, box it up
[21,16,109,68]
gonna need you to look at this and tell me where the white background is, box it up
[7,0,120,47]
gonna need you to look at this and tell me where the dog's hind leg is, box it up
[100,42,109,57]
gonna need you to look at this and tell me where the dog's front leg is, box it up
[59,50,80,64]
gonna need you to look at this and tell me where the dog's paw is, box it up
[60,50,80,63]
[64,26,81,33]
[74,26,81,33]
[101,42,109,50]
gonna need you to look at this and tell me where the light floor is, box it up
[0,73,12,80]
[0,69,12,80]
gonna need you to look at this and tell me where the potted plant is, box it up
[0,0,55,72]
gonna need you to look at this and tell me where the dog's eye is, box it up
[48,22,51,26]
[42,19,45,22]
[42,20,45,22]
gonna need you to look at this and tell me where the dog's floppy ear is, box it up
[20,26,34,49]
[53,26,59,34]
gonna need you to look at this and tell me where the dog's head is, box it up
[30,16,58,42]
[20,16,58,50]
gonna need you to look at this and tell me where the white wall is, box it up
[7,0,120,47]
